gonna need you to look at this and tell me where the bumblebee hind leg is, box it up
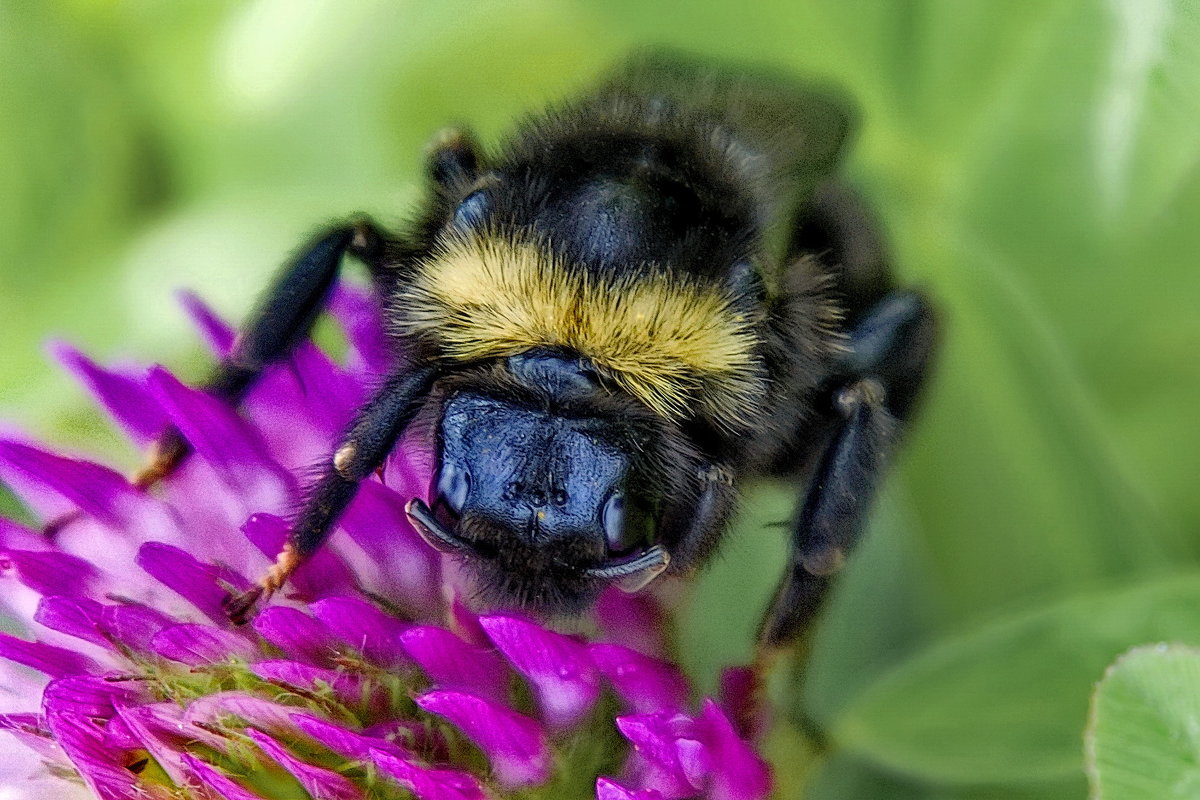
[758,289,937,648]
[39,221,386,540]
[130,221,387,489]
[790,181,895,324]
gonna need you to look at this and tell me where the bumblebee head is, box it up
[406,351,682,614]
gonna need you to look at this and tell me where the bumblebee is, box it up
[139,52,937,647]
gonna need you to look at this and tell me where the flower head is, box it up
[0,287,770,799]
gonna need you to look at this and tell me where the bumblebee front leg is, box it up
[132,221,387,488]
[224,365,438,623]
[758,290,937,649]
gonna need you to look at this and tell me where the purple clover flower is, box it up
[0,286,771,799]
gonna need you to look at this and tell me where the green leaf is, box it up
[677,481,792,692]
[804,752,929,800]
[804,752,1083,800]
[832,573,1200,785]
[801,489,943,728]
[1086,645,1200,799]
[800,221,1175,731]
[1092,0,1200,227]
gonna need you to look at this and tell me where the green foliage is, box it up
[2,2,1198,797]
[1087,645,1200,799]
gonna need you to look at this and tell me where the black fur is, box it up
[141,51,937,645]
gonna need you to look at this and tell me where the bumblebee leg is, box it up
[225,365,438,623]
[426,127,481,188]
[131,221,387,489]
[790,181,894,323]
[758,290,937,648]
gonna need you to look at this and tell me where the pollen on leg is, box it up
[223,541,301,625]
[333,443,357,477]
[835,378,885,416]
[425,126,475,157]
[263,540,301,595]
[802,546,846,576]
[351,225,371,252]
[130,429,189,489]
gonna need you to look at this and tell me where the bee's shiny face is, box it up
[405,389,668,611]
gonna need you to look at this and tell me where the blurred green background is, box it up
[2,1,1199,797]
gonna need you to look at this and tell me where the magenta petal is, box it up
[46,709,138,800]
[146,367,293,496]
[291,713,406,761]
[693,699,772,800]
[236,346,360,469]
[416,690,550,788]
[447,599,491,647]
[101,711,141,750]
[52,343,167,446]
[337,480,441,612]
[0,440,139,529]
[718,666,769,741]
[380,439,434,505]
[294,714,448,770]
[677,736,711,791]
[247,728,363,800]
[329,284,392,376]
[178,290,235,356]
[253,660,367,707]
[596,588,671,658]
[0,517,51,552]
[123,701,230,754]
[371,747,489,800]
[615,713,698,798]
[596,777,666,800]
[242,514,356,600]
[277,341,362,430]
[4,549,101,599]
[34,597,110,649]
[184,692,301,736]
[151,623,257,665]
[400,627,510,704]
[310,596,410,670]
[0,632,98,678]
[0,713,48,737]
[616,702,771,800]
[114,705,191,783]
[252,606,342,667]
[98,604,174,653]
[182,753,268,800]
[135,541,250,625]
[589,643,690,715]
[0,713,62,763]
[480,615,601,729]
[365,718,450,762]
[42,675,136,720]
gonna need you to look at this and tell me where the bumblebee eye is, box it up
[602,491,631,555]
[452,190,489,230]
[436,462,471,516]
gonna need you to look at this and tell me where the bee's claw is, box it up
[222,586,265,626]
[41,508,84,539]
[131,429,190,490]
[223,541,302,625]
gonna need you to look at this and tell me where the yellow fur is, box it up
[396,234,767,429]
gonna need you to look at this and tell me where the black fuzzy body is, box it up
[167,52,938,639]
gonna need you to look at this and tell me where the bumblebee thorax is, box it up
[395,233,769,431]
